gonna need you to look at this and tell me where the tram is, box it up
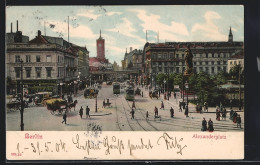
[113,83,120,94]
[125,86,135,101]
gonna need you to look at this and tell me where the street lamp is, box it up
[167,63,170,100]
[19,59,24,131]
[60,82,63,98]
[185,80,189,106]
[163,78,166,94]
[95,92,98,113]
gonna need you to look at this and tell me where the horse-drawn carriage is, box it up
[135,87,141,95]
[45,98,78,115]
[84,88,99,99]
[149,90,159,99]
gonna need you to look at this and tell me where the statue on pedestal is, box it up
[184,45,193,76]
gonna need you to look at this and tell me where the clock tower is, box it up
[96,30,105,59]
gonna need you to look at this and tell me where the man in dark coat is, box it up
[222,108,227,120]
[170,107,174,118]
[174,92,176,99]
[236,114,242,128]
[201,117,207,131]
[79,106,83,119]
[179,101,182,112]
[229,108,234,120]
[86,106,90,118]
[62,112,67,124]
[130,108,135,119]
[208,118,214,132]
[160,101,164,109]
[184,105,189,117]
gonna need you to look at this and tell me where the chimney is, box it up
[130,47,132,52]
[11,22,13,33]
[38,30,41,36]
[17,20,18,32]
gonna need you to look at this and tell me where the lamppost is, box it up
[19,59,24,131]
[95,92,98,113]
[163,78,166,94]
[167,63,170,100]
[185,81,189,106]
[60,82,63,98]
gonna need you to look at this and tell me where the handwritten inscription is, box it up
[11,132,189,158]
[157,132,187,155]
[72,134,101,155]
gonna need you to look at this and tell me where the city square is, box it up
[6,6,244,132]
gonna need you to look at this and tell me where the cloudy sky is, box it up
[6,5,244,66]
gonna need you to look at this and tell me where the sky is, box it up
[6,5,244,66]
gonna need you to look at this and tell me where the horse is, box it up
[68,100,78,111]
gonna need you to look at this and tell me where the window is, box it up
[159,67,162,72]
[182,54,184,58]
[15,68,21,78]
[193,62,196,66]
[36,56,41,62]
[199,67,203,72]
[217,61,220,65]
[25,68,31,78]
[200,62,202,65]
[170,53,174,59]
[234,61,237,65]
[223,66,226,72]
[46,67,52,77]
[15,55,20,63]
[35,67,42,78]
[211,61,214,65]
[176,67,179,73]
[206,61,208,65]
[206,53,208,58]
[224,61,227,65]
[158,54,162,59]
[26,55,30,62]
[224,54,226,58]
[230,61,233,64]
[176,54,179,58]
[211,67,215,73]
[218,67,221,71]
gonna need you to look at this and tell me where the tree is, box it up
[156,73,166,88]
[229,64,243,82]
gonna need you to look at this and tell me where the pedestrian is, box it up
[196,103,199,113]
[146,111,149,120]
[160,101,164,110]
[232,111,238,123]
[164,93,167,100]
[184,105,189,117]
[208,118,214,132]
[182,102,186,110]
[199,105,203,114]
[229,108,234,120]
[132,100,136,109]
[170,107,174,118]
[154,106,158,117]
[216,109,221,121]
[222,107,227,120]
[179,101,182,112]
[141,91,143,97]
[204,102,208,112]
[86,106,90,118]
[130,108,135,119]
[62,112,67,124]
[236,115,242,128]
[79,106,83,119]
[174,92,176,99]
[201,117,207,131]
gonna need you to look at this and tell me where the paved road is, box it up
[6,84,244,132]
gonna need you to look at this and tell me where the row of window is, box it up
[152,61,227,66]
[152,66,226,74]
[229,60,243,65]
[15,67,52,78]
[150,52,231,59]
[15,55,52,63]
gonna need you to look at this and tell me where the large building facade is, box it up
[143,27,244,86]
[6,29,89,95]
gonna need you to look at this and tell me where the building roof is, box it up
[230,50,244,59]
